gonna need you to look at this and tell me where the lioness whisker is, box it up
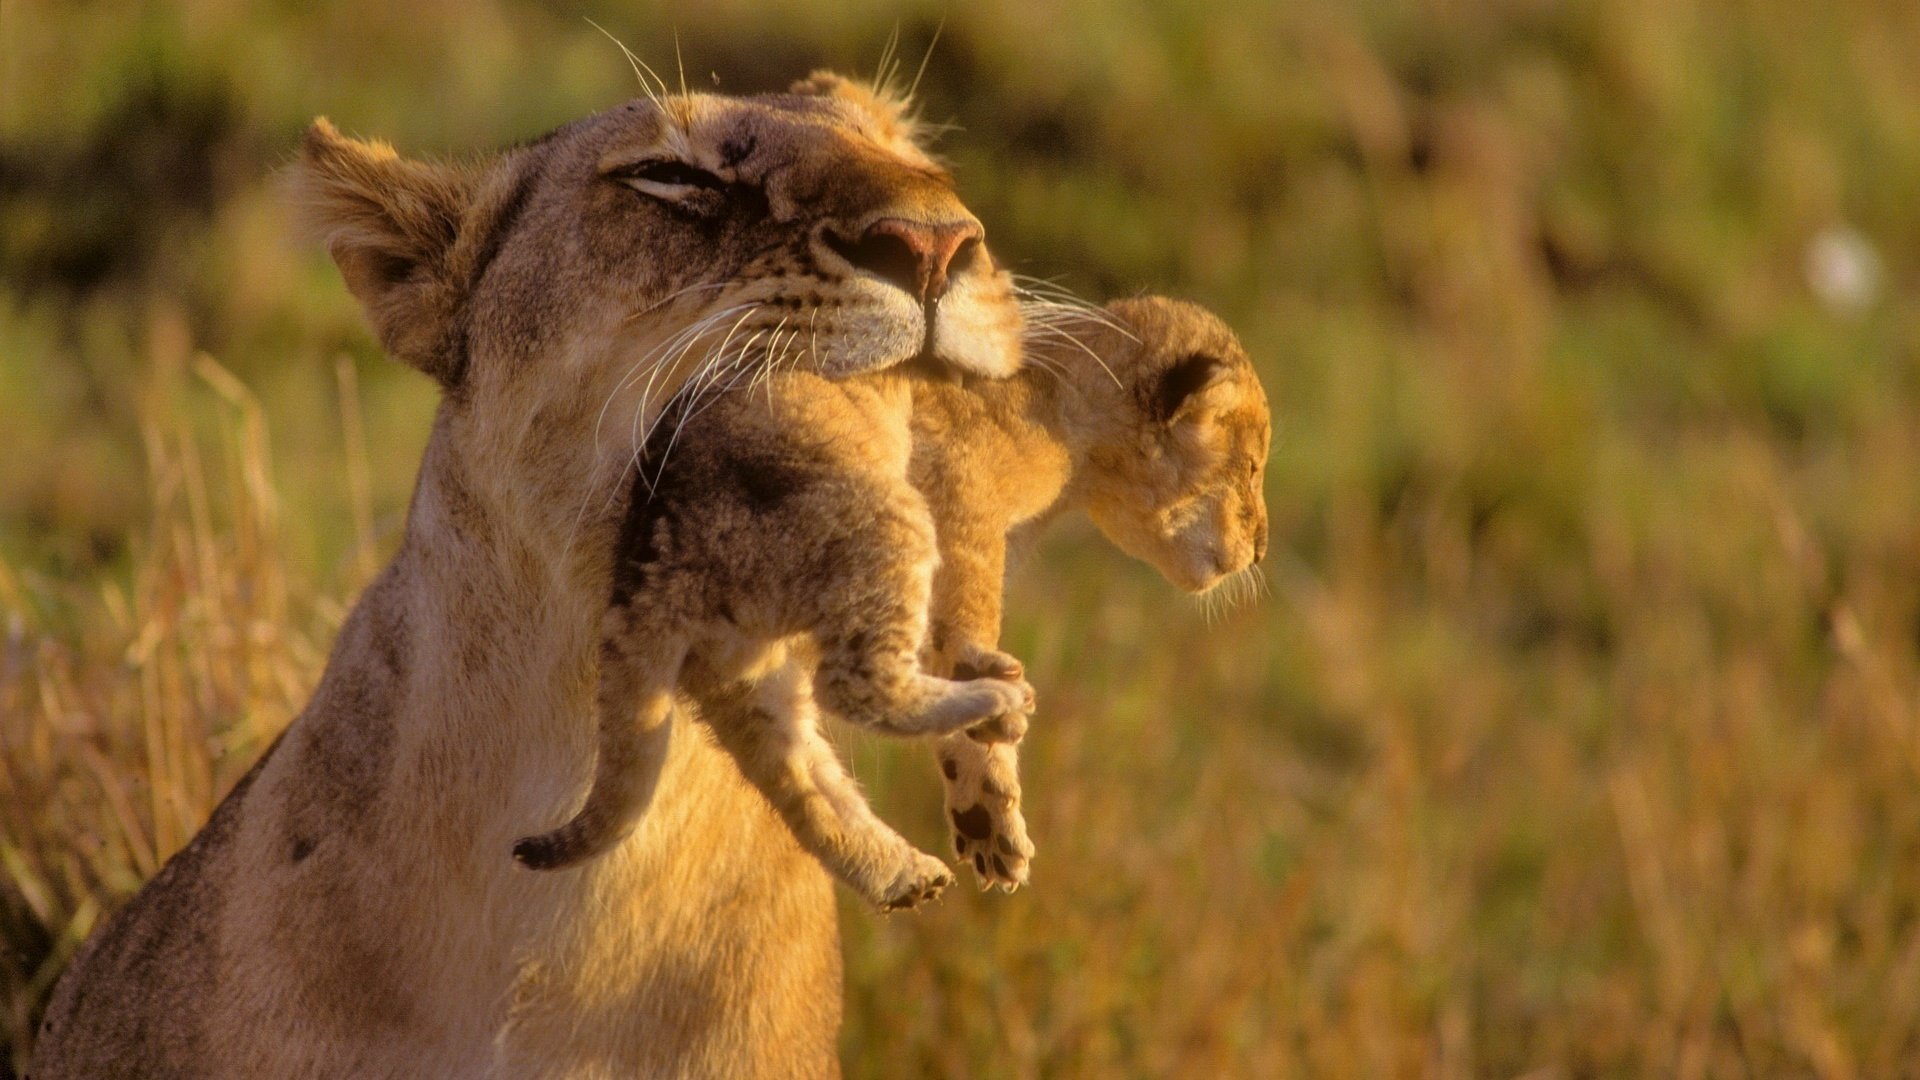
[1018,299,1138,356]
[627,307,752,468]
[1015,292,1138,340]
[584,18,671,112]
[646,322,783,491]
[871,23,900,97]
[640,307,759,453]
[765,323,805,402]
[621,281,730,326]
[745,319,795,403]
[624,306,761,500]
[568,299,755,563]
[1021,321,1124,387]
[599,298,748,456]
[806,306,822,371]
[906,17,945,102]
[1017,352,1069,384]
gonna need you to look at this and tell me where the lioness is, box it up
[34,74,1021,1078]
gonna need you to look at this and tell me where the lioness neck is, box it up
[230,411,844,1076]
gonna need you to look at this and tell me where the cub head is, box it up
[1065,297,1271,594]
[291,72,1022,543]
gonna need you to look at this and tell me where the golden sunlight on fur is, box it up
[33,73,1026,1080]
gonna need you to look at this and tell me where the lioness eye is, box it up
[609,159,728,200]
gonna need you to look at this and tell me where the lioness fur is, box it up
[34,72,1021,1079]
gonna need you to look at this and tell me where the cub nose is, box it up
[833,217,983,303]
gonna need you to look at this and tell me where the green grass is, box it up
[7,0,1920,1074]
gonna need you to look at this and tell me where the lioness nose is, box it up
[1254,520,1268,563]
[840,217,983,303]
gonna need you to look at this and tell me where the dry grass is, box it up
[9,0,1920,1075]
[0,346,365,1060]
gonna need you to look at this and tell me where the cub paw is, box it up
[943,675,1032,743]
[954,645,1034,743]
[952,645,1025,683]
[942,747,1033,892]
[876,848,956,912]
[964,692,1031,744]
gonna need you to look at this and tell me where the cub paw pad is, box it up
[948,799,1033,892]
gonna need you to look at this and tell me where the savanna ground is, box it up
[6,0,1920,1076]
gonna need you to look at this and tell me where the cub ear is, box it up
[790,69,929,154]
[1148,352,1233,425]
[292,118,494,387]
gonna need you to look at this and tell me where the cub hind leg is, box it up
[936,644,1034,890]
[697,656,952,911]
[938,736,1032,891]
[513,613,684,870]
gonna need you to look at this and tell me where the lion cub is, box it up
[911,296,1272,889]
[513,369,1033,912]
[679,297,1271,899]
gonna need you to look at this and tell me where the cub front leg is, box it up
[809,517,1033,741]
[814,624,1032,740]
[923,504,1037,891]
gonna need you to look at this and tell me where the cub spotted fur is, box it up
[537,296,1269,910]
[512,367,1033,913]
[912,296,1272,888]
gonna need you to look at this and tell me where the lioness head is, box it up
[1067,297,1271,594]
[293,72,1022,548]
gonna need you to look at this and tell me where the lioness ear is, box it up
[293,118,496,387]
[790,69,929,153]
[1148,353,1233,425]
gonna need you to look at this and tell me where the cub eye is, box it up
[608,159,729,201]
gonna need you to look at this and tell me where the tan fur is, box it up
[511,368,1033,914]
[34,74,1024,1078]
[510,299,1265,911]
[914,296,1272,887]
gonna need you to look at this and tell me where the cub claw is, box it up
[875,849,955,912]
[965,705,1029,744]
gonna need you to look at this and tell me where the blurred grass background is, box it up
[6,0,1920,1075]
